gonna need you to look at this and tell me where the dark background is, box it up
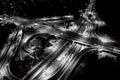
[0,0,88,18]
[95,0,120,41]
